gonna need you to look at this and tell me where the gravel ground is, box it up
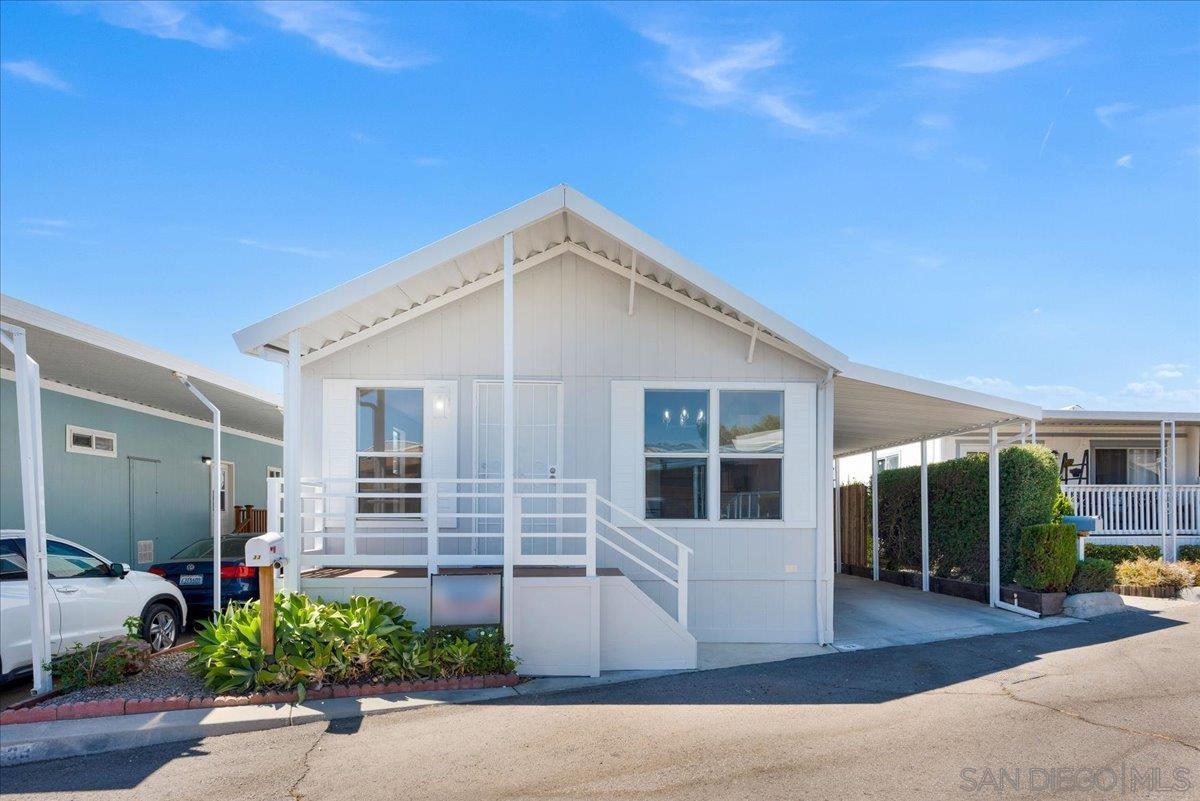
[45,650,205,706]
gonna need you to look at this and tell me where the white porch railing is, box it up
[266,476,693,626]
[1062,484,1199,535]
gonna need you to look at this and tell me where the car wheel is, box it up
[141,602,180,652]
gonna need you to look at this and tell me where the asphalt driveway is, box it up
[1,603,1196,800]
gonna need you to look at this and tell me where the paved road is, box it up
[2,604,1197,800]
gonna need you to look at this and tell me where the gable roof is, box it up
[233,185,849,370]
[2,295,282,441]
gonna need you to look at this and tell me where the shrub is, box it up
[874,445,1059,583]
[1178,545,1200,562]
[48,637,151,692]
[1068,558,1116,594]
[1013,523,1077,592]
[1084,544,1161,564]
[1114,557,1195,590]
[1051,492,1074,523]
[190,594,516,697]
[1176,561,1200,585]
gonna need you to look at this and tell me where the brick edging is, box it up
[0,674,520,725]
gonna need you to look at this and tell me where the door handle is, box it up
[58,585,79,594]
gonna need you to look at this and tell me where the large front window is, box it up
[357,388,423,514]
[1094,447,1159,485]
[643,388,784,521]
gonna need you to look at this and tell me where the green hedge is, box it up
[1083,543,1162,563]
[1178,545,1200,562]
[1068,558,1116,594]
[1014,523,1078,592]
[875,445,1059,584]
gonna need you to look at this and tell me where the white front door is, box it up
[219,462,235,535]
[473,382,564,547]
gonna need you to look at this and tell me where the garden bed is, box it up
[841,564,988,603]
[1109,584,1180,599]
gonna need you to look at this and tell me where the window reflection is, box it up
[644,390,709,453]
[719,391,783,453]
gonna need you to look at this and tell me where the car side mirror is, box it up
[110,562,128,579]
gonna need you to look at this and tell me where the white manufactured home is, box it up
[234,186,1045,675]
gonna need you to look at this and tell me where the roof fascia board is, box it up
[563,187,849,371]
[835,415,1027,458]
[233,186,568,354]
[1,294,280,407]
[840,361,1043,420]
[1040,409,1200,424]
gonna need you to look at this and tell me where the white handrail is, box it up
[596,496,694,555]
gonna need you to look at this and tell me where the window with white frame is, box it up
[356,388,423,514]
[876,453,900,472]
[266,466,283,479]
[66,425,117,458]
[643,388,784,521]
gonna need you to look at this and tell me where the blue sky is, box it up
[2,1,1197,410]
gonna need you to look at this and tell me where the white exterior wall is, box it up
[298,252,828,643]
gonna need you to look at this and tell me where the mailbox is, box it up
[245,532,286,570]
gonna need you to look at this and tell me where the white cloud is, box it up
[916,112,953,130]
[940,366,1200,412]
[632,25,844,134]
[1152,363,1188,379]
[1115,153,1133,168]
[237,237,332,259]
[1,60,72,92]
[412,156,445,167]
[1095,102,1135,128]
[905,36,1080,74]
[65,1,236,48]
[22,217,73,236]
[258,1,429,70]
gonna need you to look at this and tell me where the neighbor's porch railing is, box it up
[1061,484,1199,535]
[266,476,692,626]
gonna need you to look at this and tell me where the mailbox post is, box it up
[245,533,286,655]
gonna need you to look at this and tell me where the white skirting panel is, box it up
[600,576,696,671]
[513,576,600,677]
[300,577,432,629]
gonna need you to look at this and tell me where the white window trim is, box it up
[267,466,283,479]
[640,381,791,529]
[65,425,118,458]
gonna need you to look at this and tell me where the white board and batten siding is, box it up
[299,251,829,643]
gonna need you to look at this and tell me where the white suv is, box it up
[0,532,188,682]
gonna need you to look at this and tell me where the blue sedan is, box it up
[149,536,259,616]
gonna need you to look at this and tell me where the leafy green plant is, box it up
[1068,558,1116,594]
[1013,523,1077,592]
[123,615,142,637]
[1114,558,1195,590]
[1177,545,1200,562]
[48,637,151,693]
[1084,544,1161,564]
[1051,492,1074,523]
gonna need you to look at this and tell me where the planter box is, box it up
[1110,584,1180,599]
[843,564,873,579]
[1001,584,1066,616]
[876,568,923,589]
[929,576,989,604]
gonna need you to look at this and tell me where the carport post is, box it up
[1170,419,1178,561]
[920,440,929,592]
[988,426,1000,608]
[1159,420,1167,559]
[1,323,52,695]
[833,460,842,574]
[870,449,879,581]
[175,373,222,611]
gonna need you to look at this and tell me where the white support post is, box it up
[677,546,689,629]
[816,370,835,643]
[175,373,222,610]
[1170,419,1178,562]
[1019,422,1027,444]
[283,330,303,593]
[344,503,357,558]
[502,232,516,641]
[920,440,930,592]
[833,459,842,575]
[870,449,879,581]
[585,479,596,577]
[988,426,1000,608]
[426,482,438,573]
[1030,420,1037,443]
[2,323,52,695]
[627,252,637,316]
[1159,420,1167,560]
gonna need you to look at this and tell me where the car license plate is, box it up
[178,574,204,586]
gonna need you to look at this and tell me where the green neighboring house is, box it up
[1,295,282,567]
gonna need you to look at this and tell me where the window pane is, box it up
[645,457,707,519]
[71,432,93,448]
[1093,449,1127,485]
[719,391,782,453]
[94,437,114,452]
[720,459,782,520]
[644,390,708,453]
[357,388,423,453]
[0,539,27,581]
[46,540,110,579]
[1127,448,1160,484]
[357,456,422,514]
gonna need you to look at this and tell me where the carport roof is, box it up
[835,363,1043,456]
[1,295,282,441]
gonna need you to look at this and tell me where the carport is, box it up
[831,362,1046,637]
